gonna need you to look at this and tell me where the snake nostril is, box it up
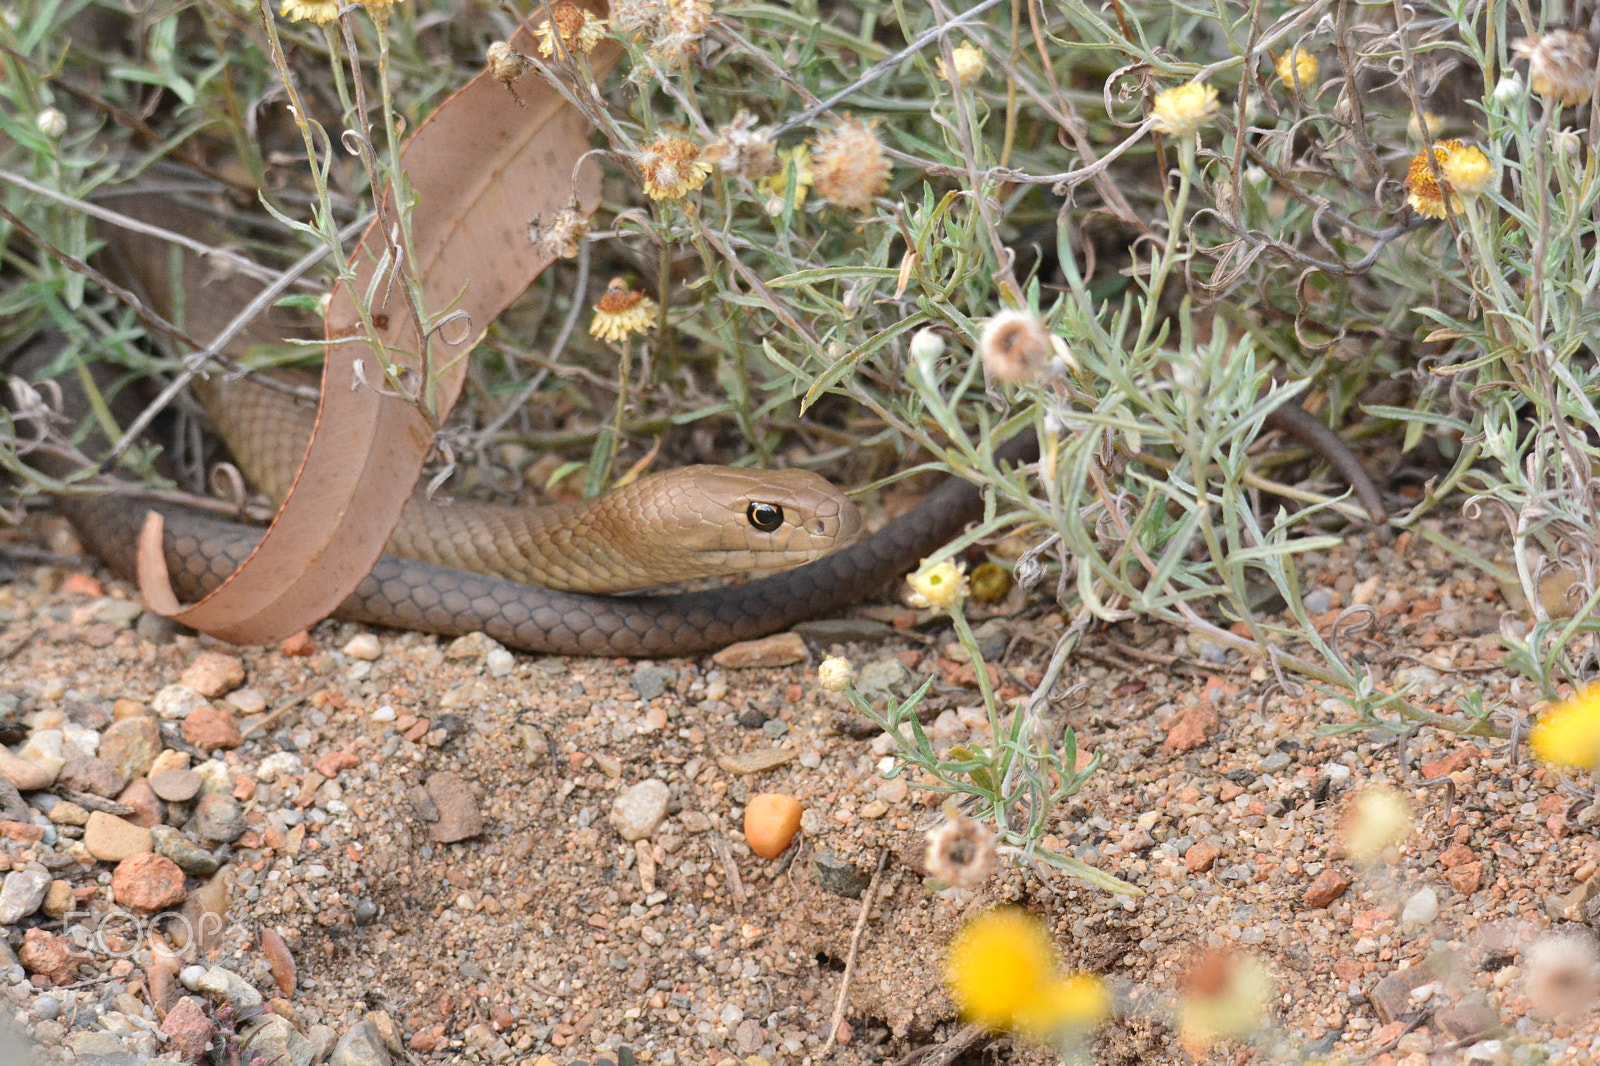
[746,501,784,533]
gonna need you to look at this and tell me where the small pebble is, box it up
[343,634,383,661]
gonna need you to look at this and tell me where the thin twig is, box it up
[817,849,891,1059]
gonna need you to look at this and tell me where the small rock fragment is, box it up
[0,747,56,790]
[0,863,52,923]
[161,997,214,1062]
[180,651,246,698]
[330,1019,393,1066]
[422,772,483,843]
[196,964,263,1007]
[152,684,209,720]
[244,1012,312,1066]
[149,769,203,802]
[151,825,221,877]
[15,730,65,779]
[84,811,154,863]
[715,747,798,775]
[116,777,165,828]
[610,779,671,842]
[187,793,246,843]
[181,705,243,752]
[814,849,873,899]
[342,634,383,661]
[262,928,296,998]
[19,928,78,984]
[98,716,163,781]
[1185,843,1221,873]
[712,631,808,668]
[57,754,125,798]
[1303,866,1350,908]
[111,852,186,914]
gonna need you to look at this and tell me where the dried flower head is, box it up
[614,0,710,61]
[535,1,607,58]
[1530,686,1600,770]
[937,42,986,87]
[589,279,658,343]
[979,310,1054,384]
[529,204,588,260]
[280,0,339,24]
[634,135,712,200]
[1342,786,1411,862]
[1524,930,1600,1020]
[811,118,892,211]
[761,145,814,215]
[487,42,536,103]
[945,909,1107,1039]
[1403,140,1491,219]
[1151,81,1219,138]
[925,817,997,889]
[705,113,780,182]
[1406,110,1444,142]
[1513,30,1598,106]
[907,558,968,611]
[1275,48,1318,91]
[817,657,853,693]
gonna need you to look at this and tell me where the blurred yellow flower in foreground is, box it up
[1275,48,1319,90]
[945,909,1108,1038]
[1404,140,1492,219]
[1531,687,1600,770]
[1343,786,1412,863]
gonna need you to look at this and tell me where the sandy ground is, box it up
[0,503,1598,1066]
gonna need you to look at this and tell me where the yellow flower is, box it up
[1406,110,1444,141]
[946,909,1107,1039]
[811,118,892,210]
[1530,687,1600,770]
[535,1,608,58]
[1514,31,1598,107]
[1403,140,1490,219]
[1441,143,1494,197]
[1343,786,1411,862]
[937,42,986,87]
[634,135,712,200]
[589,279,658,343]
[906,558,968,611]
[1151,81,1219,137]
[1403,140,1493,218]
[1275,48,1318,91]
[280,0,339,24]
[761,145,814,214]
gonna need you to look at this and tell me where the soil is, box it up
[1,501,1598,1066]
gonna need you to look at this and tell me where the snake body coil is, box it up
[52,434,1040,657]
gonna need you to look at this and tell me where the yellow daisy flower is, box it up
[907,558,968,611]
[1531,687,1600,770]
[1151,81,1219,137]
[281,0,340,24]
[589,279,658,343]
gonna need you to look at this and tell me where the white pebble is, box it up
[486,648,514,678]
[178,965,207,991]
[1401,886,1439,930]
[343,633,382,661]
[372,705,397,723]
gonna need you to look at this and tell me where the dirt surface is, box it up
[1,504,1599,1066]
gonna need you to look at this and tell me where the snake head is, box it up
[620,465,862,579]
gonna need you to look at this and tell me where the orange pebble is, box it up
[744,793,803,859]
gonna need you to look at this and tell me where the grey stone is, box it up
[792,618,897,643]
[631,665,674,702]
[185,794,245,843]
[33,994,61,1020]
[971,619,1010,661]
[57,755,125,798]
[245,1014,313,1066]
[151,825,220,877]
[329,1020,392,1066]
[195,965,262,1007]
[813,849,872,899]
[0,864,52,924]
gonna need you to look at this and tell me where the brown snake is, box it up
[14,207,1385,658]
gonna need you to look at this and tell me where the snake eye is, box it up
[746,501,784,533]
